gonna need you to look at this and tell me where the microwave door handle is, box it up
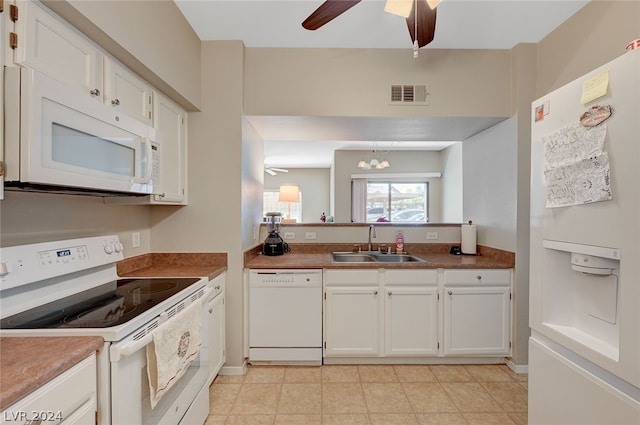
[132,137,153,184]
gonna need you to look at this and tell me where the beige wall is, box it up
[0,191,151,253]
[43,0,201,110]
[150,41,249,369]
[244,48,512,118]
[264,169,331,224]
[536,0,639,96]
[440,143,463,222]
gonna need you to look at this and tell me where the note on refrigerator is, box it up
[541,122,611,207]
[581,71,609,104]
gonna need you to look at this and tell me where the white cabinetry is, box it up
[0,354,97,425]
[206,273,226,383]
[443,269,512,356]
[324,270,380,356]
[152,92,187,204]
[13,0,104,101]
[384,270,439,356]
[323,267,512,361]
[1,2,6,200]
[104,58,153,125]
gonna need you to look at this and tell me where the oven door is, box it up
[7,68,158,194]
[109,312,209,425]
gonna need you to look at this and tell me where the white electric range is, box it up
[0,235,211,425]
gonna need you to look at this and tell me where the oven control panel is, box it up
[0,235,124,292]
[37,245,89,267]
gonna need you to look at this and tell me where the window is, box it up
[360,182,428,223]
[263,190,302,222]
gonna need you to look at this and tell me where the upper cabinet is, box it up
[104,59,153,125]
[6,0,189,204]
[12,0,104,100]
[152,91,188,204]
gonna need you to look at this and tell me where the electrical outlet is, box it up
[426,232,438,240]
[284,232,295,240]
[305,232,317,240]
[132,232,141,248]
[253,226,259,241]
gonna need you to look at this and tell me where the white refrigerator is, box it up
[529,49,640,424]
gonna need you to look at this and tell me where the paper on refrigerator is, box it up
[541,122,611,208]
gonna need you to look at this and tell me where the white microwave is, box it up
[4,67,160,195]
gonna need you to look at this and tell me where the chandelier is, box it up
[357,150,391,170]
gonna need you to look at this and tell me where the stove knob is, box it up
[104,244,114,254]
[114,242,124,253]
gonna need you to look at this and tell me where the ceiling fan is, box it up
[302,0,440,48]
[264,167,289,176]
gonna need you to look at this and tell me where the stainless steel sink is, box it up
[331,253,377,263]
[331,252,427,263]
[372,253,427,263]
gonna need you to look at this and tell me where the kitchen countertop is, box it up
[244,243,514,269]
[117,252,228,280]
[0,336,104,410]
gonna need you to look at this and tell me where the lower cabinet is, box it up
[323,268,512,359]
[0,354,97,425]
[443,269,512,356]
[324,270,380,356]
[384,285,439,356]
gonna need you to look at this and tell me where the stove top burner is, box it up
[1,277,201,329]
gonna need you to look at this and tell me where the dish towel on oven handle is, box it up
[146,297,202,409]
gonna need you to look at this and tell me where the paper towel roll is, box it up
[461,223,477,255]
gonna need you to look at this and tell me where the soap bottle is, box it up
[395,231,404,254]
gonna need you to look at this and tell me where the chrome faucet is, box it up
[368,225,376,252]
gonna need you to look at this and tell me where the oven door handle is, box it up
[110,326,155,362]
[110,287,212,362]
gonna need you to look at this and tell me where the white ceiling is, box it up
[174,0,590,168]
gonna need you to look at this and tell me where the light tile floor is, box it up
[205,364,528,425]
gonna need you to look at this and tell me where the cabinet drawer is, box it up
[209,273,226,297]
[384,269,437,285]
[1,355,96,425]
[443,269,511,285]
[324,269,380,285]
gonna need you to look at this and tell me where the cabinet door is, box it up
[152,92,187,204]
[443,286,511,356]
[0,355,96,425]
[104,58,153,124]
[1,4,5,200]
[14,0,103,100]
[207,292,225,381]
[384,286,439,356]
[324,286,380,356]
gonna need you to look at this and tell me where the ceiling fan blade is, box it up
[406,0,437,48]
[270,168,289,173]
[265,168,277,176]
[302,0,361,30]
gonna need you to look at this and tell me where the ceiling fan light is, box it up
[369,158,380,167]
[380,160,390,168]
[357,160,368,168]
[384,0,413,18]
[426,0,441,10]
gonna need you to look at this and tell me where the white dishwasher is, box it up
[249,269,323,365]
